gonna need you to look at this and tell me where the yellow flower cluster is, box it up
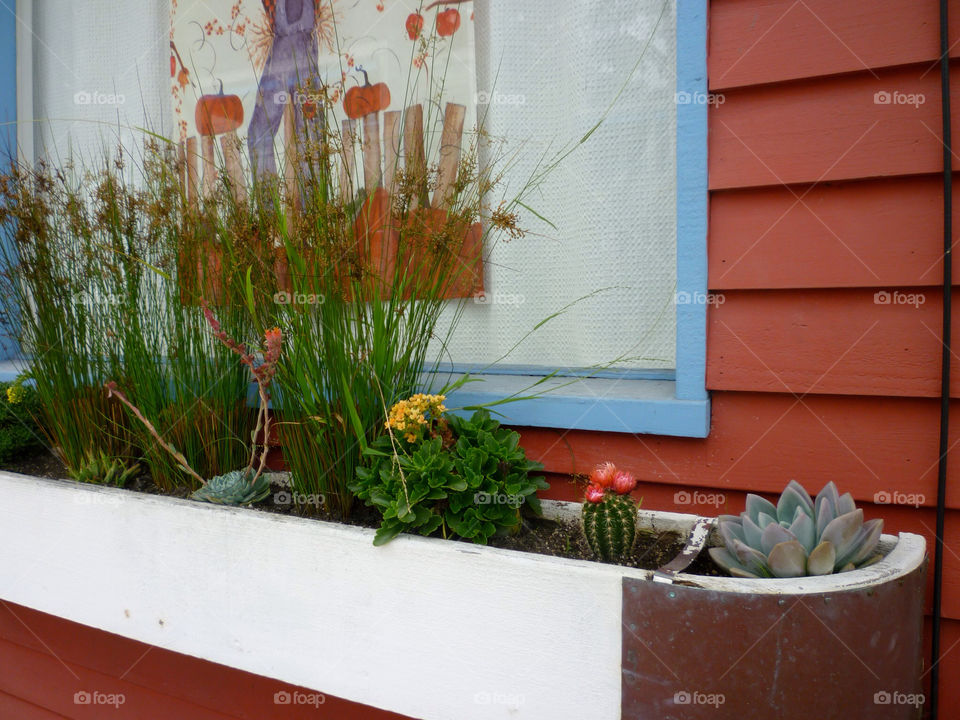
[6,383,25,405]
[385,393,446,442]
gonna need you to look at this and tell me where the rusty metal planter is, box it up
[622,527,927,719]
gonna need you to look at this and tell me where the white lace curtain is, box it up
[27,0,677,370]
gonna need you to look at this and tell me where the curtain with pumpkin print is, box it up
[170,0,482,299]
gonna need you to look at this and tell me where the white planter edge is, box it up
[0,471,926,720]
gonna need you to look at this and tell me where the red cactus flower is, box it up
[590,461,617,489]
[585,484,605,503]
[612,470,637,495]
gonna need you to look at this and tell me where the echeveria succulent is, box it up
[190,468,271,506]
[709,480,884,578]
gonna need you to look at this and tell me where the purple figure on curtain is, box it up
[248,0,321,176]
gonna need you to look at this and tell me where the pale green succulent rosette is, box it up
[709,480,885,578]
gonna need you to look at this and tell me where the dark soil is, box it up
[486,515,687,570]
[0,448,70,480]
[2,449,720,574]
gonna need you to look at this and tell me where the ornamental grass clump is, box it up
[709,480,885,578]
[350,394,548,545]
[581,462,641,563]
[106,305,283,506]
[0,149,256,488]
[267,90,540,519]
[0,159,139,474]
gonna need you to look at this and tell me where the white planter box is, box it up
[0,471,926,720]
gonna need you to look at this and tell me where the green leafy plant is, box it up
[709,480,885,578]
[0,377,45,464]
[350,395,548,545]
[72,449,140,487]
[581,462,641,562]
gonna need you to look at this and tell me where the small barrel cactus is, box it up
[709,480,884,578]
[582,462,640,562]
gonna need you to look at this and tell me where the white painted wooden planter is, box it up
[0,471,926,720]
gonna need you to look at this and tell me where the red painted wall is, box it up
[0,601,411,720]
[525,0,960,713]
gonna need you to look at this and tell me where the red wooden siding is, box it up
[0,601,412,720]
[710,176,959,289]
[710,0,960,89]
[708,288,958,398]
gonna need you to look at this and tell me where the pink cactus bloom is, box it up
[612,470,637,495]
[589,461,618,489]
[585,484,606,503]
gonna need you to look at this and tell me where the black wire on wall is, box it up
[931,0,953,715]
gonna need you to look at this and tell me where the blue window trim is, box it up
[441,0,711,438]
[0,1,710,437]
[0,2,18,362]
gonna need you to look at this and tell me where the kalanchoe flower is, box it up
[590,461,617,489]
[612,470,637,495]
[585,484,605,503]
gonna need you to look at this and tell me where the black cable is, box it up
[931,0,952,715]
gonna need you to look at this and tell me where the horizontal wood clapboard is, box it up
[710,0,960,90]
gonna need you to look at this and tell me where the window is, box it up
[441,0,710,437]
[7,0,709,437]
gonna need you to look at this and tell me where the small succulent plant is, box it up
[582,462,640,563]
[190,468,271,506]
[709,480,884,578]
[73,449,139,487]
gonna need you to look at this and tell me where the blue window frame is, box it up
[0,1,18,364]
[442,0,710,438]
[0,0,710,437]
